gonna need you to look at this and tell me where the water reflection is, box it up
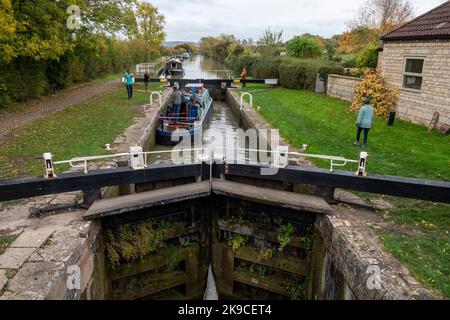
[182,55,233,79]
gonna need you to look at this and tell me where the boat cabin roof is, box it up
[185,83,204,89]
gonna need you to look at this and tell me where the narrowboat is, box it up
[158,58,185,77]
[182,52,191,60]
[156,83,213,145]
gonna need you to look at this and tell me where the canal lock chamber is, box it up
[94,183,330,300]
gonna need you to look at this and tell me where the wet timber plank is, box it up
[84,181,210,220]
[211,179,332,215]
[112,270,187,300]
[233,270,290,298]
[235,246,307,276]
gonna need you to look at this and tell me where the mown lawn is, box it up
[241,86,450,181]
[0,86,164,180]
[240,85,450,297]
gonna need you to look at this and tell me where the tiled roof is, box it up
[381,1,450,41]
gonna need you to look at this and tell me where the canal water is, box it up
[183,54,233,79]
[148,55,244,164]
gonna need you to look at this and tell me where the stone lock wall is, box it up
[326,75,362,102]
[379,40,450,127]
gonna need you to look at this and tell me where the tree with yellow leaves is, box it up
[352,69,399,118]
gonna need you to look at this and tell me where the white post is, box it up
[240,92,253,111]
[274,146,289,168]
[356,152,369,176]
[129,146,145,170]
[43,153,57,179]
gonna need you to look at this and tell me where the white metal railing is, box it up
[240,92,253,110]
[149,91,162,107]
[212,147,359,172]
[49,146,362,175]
[53,149,205,174]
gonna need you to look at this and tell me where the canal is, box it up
[148,55,243,163]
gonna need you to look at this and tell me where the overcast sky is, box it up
[146,0,447,42]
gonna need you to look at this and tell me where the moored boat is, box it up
[158,58,185,78]
[156,83,213,145]
[182,52,191,60]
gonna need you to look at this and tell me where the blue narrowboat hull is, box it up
[156,101,213,146]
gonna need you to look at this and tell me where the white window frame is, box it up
[402,56,425,91]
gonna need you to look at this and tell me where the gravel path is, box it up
[0,79,121,140]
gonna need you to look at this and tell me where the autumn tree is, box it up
[350,0,414,36]
[135,2,166,48]
[199,36,219,57]
[0,0,18,63]
[337,27,379,54]
[175,43,195,53]
[257,28,284,56]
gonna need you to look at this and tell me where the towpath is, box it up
[0,78,121,140]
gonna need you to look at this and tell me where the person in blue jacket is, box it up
[124,70,134,100]
[354,97,375,147]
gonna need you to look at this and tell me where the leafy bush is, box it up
[342,55,357,68]
[252,56,283,79]
[286,36,323,59]
[227,54,258,75]
[318,64,346,76]
[356,44,379,69]
[279,58,318,89]
[352,69,399,118]
[279,58,344,90]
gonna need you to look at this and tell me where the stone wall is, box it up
[326,75,361,102]
[379,40,450,127]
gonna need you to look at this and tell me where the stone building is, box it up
[378,1,450,127]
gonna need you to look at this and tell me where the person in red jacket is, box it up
[240,68,248,88]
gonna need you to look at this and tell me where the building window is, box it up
[403,58,424,90]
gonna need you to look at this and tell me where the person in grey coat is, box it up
[172,86,182,117]
[354,96,375,147]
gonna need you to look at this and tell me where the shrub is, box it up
[252,56,283,79]
[286,36,323,59]
[318,64,345,76]
[279,58,344,90]
[342,55,357,68]
[356,44,379,69]
[279,58,319,89]
[227,54,258,75]
[352,69,399,118]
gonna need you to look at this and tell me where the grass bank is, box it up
[239,85,449,297]
[240,85,449,181]
[0,83,165,180]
